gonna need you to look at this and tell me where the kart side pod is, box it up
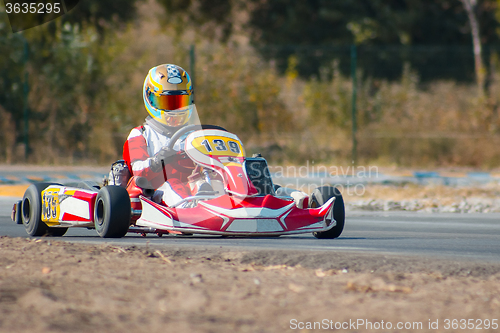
[14,183,132,238]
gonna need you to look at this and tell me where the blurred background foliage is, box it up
[2,0,500,167]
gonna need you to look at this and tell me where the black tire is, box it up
[309,186,345,239]
[22,183,53,236]
[47,227,68,236]
[94,186,131,238]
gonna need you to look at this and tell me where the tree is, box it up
[0,0,143,163]
[156,0,233,41]
[156,0,500,81]
[460,0,486,94]
[245,0,500,80]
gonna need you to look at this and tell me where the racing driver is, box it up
[120,64,198,207]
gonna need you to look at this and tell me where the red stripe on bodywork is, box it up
[72,190,95,200]
[61,212,92,222]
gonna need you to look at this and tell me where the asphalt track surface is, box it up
[1,197,499,263]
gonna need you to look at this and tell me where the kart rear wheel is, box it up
[94,186,131,238]
[22,183,53,236]
[309,186,345,239]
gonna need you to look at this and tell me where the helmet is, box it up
[143,64,194,128]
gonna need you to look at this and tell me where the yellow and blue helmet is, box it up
[143,64,194,127]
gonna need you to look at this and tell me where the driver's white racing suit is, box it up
[123,123,193,207]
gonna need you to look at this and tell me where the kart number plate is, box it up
[192,135,244,159]
[42,188,60,223]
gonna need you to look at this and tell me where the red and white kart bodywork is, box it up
[136,190,336,236]
[13,127,344,239]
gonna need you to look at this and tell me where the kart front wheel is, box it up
[94,186,131,238]
[22,183,69,237]
[22,183,50,236]
[309,186,345,239]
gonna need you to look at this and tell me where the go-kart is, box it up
[11,125,345,239]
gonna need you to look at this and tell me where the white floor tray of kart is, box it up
[135,195,337,236]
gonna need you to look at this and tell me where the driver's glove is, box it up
[150,146,177,172]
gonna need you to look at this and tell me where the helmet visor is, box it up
[148,91,192,111]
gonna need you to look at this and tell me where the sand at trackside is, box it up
[0,236,499,332]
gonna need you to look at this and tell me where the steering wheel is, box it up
[166,124,228,173]
[167,124,227,150]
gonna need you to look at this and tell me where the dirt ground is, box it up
[0,237,499,333]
